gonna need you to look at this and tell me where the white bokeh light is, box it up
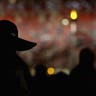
[61,19,69,25]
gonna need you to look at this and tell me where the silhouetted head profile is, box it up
[0,20,37,51]
[0,20,37,96]
[70,47,96,81]
[79,48,95,70]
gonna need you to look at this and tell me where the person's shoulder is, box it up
[70,66,80,74]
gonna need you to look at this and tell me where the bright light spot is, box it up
[62,68,70,75]
[47,67,55,75]
[61,19,69,25]
[70,22,77,34]
[70,9,78,20]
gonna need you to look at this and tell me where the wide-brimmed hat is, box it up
[0,20,37,51]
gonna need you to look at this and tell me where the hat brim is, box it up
[15,37,37,51]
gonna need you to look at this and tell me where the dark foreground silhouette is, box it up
[70,48,96,81]
[0,20,37,96]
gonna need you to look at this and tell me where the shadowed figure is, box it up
[32,65,48,84]
[29,65,49,95]
[70,48,96,81]
[52,72,69,81]
[0,20,37,96]
[35,65,48,80]
[48,71,69,91]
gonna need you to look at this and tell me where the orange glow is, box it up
[47,67,55,75]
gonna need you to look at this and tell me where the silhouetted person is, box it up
[70,48,96,81]
[48,71,69,91]
[33,65,48,83]
[29,65,49,95]
[0,20,37,96]
[52,72,69,81]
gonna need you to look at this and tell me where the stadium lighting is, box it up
[70,9,78,20]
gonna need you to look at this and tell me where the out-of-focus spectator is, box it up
[70,47,96,81]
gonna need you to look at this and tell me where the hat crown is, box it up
[0,20,37,51]
[0,20,18,37]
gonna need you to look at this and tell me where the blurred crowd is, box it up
[0,1,96,95]
[0,0,96,73]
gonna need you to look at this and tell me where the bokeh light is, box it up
[61,19,69,26]
[47,67,55,75]
[70,9,78,20]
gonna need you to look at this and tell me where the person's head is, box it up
[0,20,37,53]
[79,48,95,69]
[35,65,47,77]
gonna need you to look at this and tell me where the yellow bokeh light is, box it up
[47,67,55,75]
[70,10,78,20]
